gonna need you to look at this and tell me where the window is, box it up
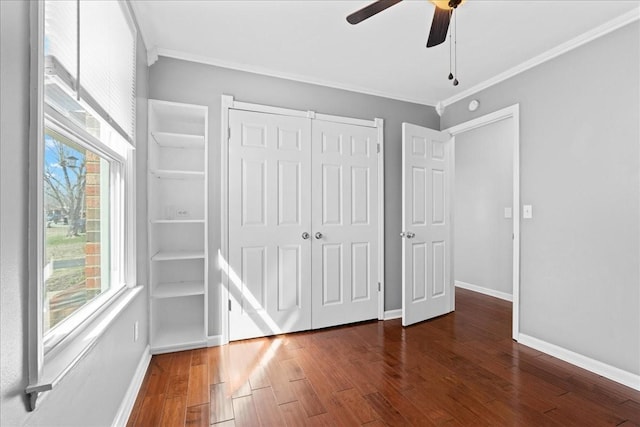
[27,0,137,408]
[43,123,117,342]
[41,0,135,350]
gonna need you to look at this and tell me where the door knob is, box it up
[302,232,310,240]
[406,232,415,239]
[400,232,406,238]
[315,232,323,239]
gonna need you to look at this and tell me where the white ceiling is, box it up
[130,0,639,106]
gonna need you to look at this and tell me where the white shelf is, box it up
[150,219,205,224]
[153,281,205,298]
[151,250,205,261]
[151,327,206,354]
[151,131,205,148]
[150,169,204,180]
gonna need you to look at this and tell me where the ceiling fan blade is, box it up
[346,0,403,25]
[426,7,451,48]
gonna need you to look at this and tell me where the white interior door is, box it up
[228,110,312,341]
[402,123,453,326]
[311,120,379,329]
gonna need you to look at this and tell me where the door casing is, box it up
[443,104,521,340]
[219,95,385,345]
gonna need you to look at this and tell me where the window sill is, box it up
[26,285,143,411]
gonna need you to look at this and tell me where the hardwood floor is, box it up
[128,289,640,426]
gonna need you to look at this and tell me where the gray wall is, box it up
[0,1,150,424]
[442,22,640,375]
[454,118,513,295]
[149,58,440,333]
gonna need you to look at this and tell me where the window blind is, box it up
[44,0,136,143]
[44,0,77,80]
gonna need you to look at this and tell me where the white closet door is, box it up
[311,120,379,329]
[401,123,453,326]
[228,110,312,341]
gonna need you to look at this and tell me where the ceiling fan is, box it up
[346,0,463,48]
[347,0,465,85]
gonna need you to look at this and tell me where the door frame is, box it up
[443,104,520,340]
[219,95,385,345]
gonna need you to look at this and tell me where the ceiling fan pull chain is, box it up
[453,9,459,86]
[448,9,454,81]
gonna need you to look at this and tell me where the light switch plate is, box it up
[523,205,533,219]
[504,207,512,219]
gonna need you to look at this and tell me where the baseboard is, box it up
[455,281,513,302]
[384,309,402,320]
[112,345,151,427]
[207,334,223,347]
[518,334,640,392]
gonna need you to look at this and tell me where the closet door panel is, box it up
[228,110,311,341]
[311,120,379,329]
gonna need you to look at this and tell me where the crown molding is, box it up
[439,7,640,108]
[154,48,438,107]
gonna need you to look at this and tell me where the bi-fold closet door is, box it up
[228,108,379,341]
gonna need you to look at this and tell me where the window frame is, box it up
[41,113,127,354]
[26,0,139,411]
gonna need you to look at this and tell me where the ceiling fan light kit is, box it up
[347,0,465,86]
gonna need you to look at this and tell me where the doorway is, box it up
[445,104,520,339]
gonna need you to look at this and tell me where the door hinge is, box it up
[378,282,381,292]
[227,127,231,141]
[228,299,232,311]
[377,143,380,153]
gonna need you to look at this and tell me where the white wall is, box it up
[148,58,440,333]
[454,119,513,297]
[441,22,640,377]
[0,1,150,424]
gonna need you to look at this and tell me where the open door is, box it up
[402,123,453,326]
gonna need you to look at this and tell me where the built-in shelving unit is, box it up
[148,99,208,354]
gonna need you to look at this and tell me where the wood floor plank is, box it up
[133,394,165,427]
[170,351,193,377]
[362,391,410,426]
[251,386,286,426]
[248,362,271,390]
[280,357,306,382]
[166,374,189,399]
[146,355,174,396]
[290,378,327,417]
[186,364,209,407]
[232,395,260,427]
[129,289,640,427]
[279,400,311,427]
[127,367,152,427]
[190,348,208,366]
[160,395,187,426]
[333,387,379,424]
[185,403,209,427]
[231,380,252,399]
[208,346,229,385]
[620,399,640,424]
[292,351,362,426]
[265,359,297,405]
[209,382,234,424]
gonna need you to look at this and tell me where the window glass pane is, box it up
[43,129,111,333]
